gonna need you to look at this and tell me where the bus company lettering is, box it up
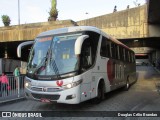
[56,80,63,86]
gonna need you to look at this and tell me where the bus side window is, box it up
[119,46,123,61]
[111,42,115,59]
[128,51,131,62]
[131,52,135,63]
[106,41,111,57]
[123,48,126,61]
[115,44,119,60]
[100,36,111,58]
[81,39,92,71]
[85,31,100,64]
[125,49,129,62]
[100,37,107,57]
[80,31,100,72]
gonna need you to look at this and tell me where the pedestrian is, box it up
[0,73,9,97]
[13,66,20,89]
[113,5,117,12]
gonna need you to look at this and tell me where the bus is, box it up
[17,26,136,104]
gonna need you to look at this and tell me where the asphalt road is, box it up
[0,66,160,120]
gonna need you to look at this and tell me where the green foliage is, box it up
[1,15,11,26]
[48,0,58,21]
[49,8,58,17]
[51,0,57,9]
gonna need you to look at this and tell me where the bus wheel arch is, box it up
[93,79,105,103]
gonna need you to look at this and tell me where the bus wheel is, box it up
[92,81,105,104]
[124,80,130,91]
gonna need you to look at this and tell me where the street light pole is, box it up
[85,12,89,26]
[18,0,20,25]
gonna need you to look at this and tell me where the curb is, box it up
[0,97,26,106]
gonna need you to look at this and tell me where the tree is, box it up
[48,0,58,21]
[1,15,11,26]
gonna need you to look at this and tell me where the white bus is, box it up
[17,26,136,104]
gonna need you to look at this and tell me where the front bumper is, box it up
[25,85,81,104]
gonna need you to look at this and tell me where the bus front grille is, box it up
[31,87,63,92]
[31,87,43,91]
[32,93,60,100]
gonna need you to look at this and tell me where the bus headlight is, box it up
[25,82,29,87]
[25,80,31,89]
[63,79,83,89]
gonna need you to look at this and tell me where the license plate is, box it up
[40,98,51,103]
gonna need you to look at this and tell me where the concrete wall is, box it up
[78,5,148,39]
[0,20,76,42]
[0,5,149,42]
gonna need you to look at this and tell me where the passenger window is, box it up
[123,48,126,61]
[80,31,100,72]
[111,42,116,59]
[115,44,119,59]
[100,36,111,57]
[131,52,135,63]
[100,37,107,57]
[125,50,129,62]
[81,40,92,71]
[106,41,111,57]
[85,31,100,64]
[128,51,131,62]
[119,46,124,61]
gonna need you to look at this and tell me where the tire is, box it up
[124,80,130,91]
[92,81,105,104]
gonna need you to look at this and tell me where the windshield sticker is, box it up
[39,37,52,42]
[53,37,59,42]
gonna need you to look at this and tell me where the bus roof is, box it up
[37,26,132,51]
[37,26,101,37]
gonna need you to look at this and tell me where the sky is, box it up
[0,0,146,27]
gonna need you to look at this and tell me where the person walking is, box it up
[13,66,20,89]
[0,73,9,97]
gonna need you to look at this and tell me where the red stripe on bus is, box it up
[107,59,115,83]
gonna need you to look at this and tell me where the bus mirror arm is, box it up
[17,41,34,58]
[75,35,89,55]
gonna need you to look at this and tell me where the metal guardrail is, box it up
[0,75,25,103]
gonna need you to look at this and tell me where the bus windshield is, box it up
[27,33,82,78]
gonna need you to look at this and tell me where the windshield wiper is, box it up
[51,59,61,79]
[33,48,51,74]
[33,56,47,74]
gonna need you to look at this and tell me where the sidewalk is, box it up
[0,75,26,105]
[0,89,25,105]
[0,96,26,106]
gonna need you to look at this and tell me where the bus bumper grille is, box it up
[32,93,60,100]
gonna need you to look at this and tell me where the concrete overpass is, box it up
[0,0,160,66]
[0,20,77,60]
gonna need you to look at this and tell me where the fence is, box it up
[0,75,25,103]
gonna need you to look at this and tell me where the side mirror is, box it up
[17,41,34,58]
[74,35,89,55]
